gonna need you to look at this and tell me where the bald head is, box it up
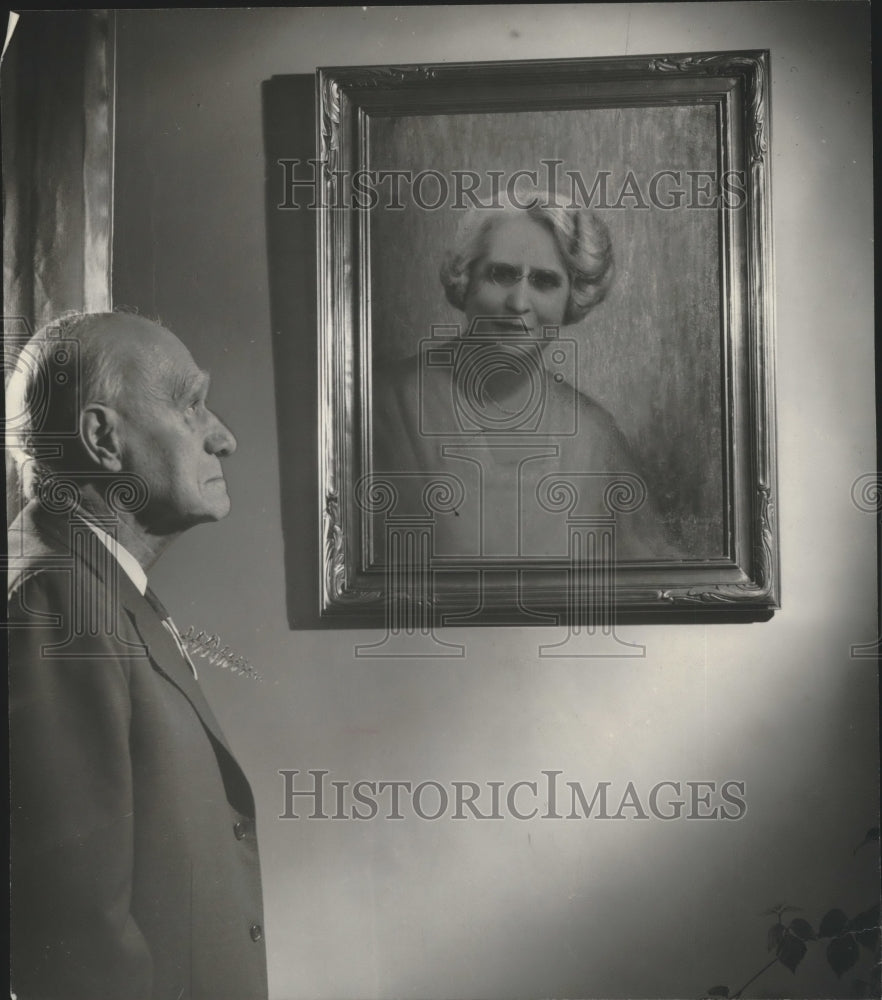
[7,312,235,536]
[74,312,190,408]
[8,312,172,467]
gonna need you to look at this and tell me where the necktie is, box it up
[144,587,199,680]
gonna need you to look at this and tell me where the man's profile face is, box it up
[115,322,237,534]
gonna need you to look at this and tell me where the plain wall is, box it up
[112,5,878,998]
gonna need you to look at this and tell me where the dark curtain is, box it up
[2,10,114,518]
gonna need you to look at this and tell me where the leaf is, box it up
[849,903,880,932]
[856,926,881,952]
[819,908,849,938]
[853,827,880,854]
[789,917,817,941]
[767,922,786,951]
[827,934,860,978]
[850,904,881,951]
[706,987,729,998]
[778,933,808,973]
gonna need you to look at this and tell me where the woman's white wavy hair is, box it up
[439,191,615,325]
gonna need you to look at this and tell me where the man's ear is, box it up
[80,405,124,471]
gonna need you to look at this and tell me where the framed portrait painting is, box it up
[310,51,777,627]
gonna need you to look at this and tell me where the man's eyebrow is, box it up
[171,369,210,401]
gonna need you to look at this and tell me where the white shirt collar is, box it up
[80,518,148,596]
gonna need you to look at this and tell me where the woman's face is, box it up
[463,215,571,337]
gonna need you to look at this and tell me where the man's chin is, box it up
[177,497,232,529]
[203,481,231,520]
[204,495,232,522]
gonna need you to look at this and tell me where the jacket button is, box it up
[234,820,247,840]
[250,922,263,942]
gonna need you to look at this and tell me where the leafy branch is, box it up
[702,828,880,999]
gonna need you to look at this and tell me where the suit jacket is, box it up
[8,500,269,1000]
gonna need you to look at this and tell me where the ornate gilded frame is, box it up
[315,51,777,625]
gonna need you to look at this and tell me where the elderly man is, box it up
[7,312,267,999]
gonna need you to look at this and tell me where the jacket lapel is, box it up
[122,583,239,762]
[20,502,253,809]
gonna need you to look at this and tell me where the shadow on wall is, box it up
[263,74,321,629]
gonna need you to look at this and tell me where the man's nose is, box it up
[505,279,529,313]
[205,412,237,456]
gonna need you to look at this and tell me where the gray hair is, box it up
[6,310,132,496]
[439,194,615,325]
